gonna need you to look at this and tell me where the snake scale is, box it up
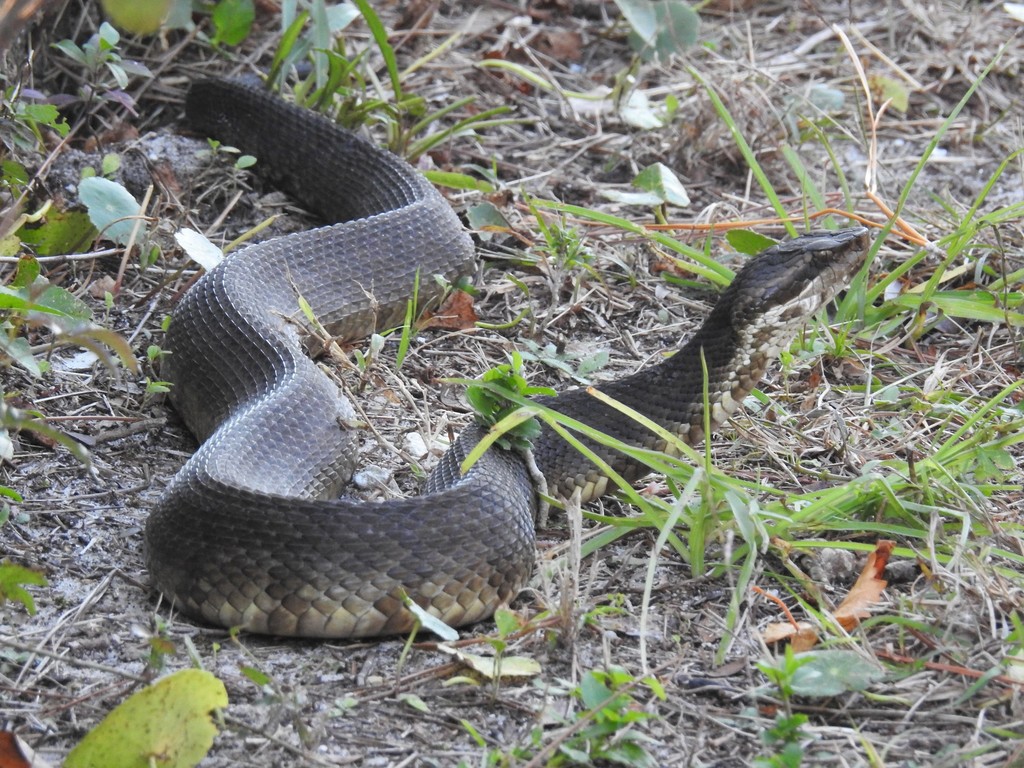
[145,78,870,638]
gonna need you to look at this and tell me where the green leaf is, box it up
[894,290,1024,326]
[465,202,512,231]
[0,562,47,615]
[12,255,40,288]
[0,335,42,376]
[66,669,229,768]
[423,171,496,193]
[614,0,656,43]
[789,650,884,697]
[0,276,92,322]
[2,159,30,188]
[101,153,121,177]
[398,693,430,712]
[616,0,700,59]
[350,0,401,99]
[34,284,94,321]
[240,665,270,687]
[493,608,521,638]
[21,102,71,138]
[78,177,143,245]
[211,0,254,46]
[576,350,609,377]
[726,229,776,256]
[98,21,120,48]
[0,486,23,502]
[18,209,97,255]
[632,162,690,206]
[579,671,614,710]
[52,38,87,66]
[267,9,310,87]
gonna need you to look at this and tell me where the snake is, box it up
[145,78,871,639]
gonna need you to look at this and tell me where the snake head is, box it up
[721,226,870,343]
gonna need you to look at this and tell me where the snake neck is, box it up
[612,299,774,444]
[530,300,772,501]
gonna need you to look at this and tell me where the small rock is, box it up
[403,432,428,458]
[352,465,390,490]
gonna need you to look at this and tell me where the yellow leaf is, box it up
[99,0,172,34]
[66,669,228,768]
[869,75,910,113]
[437,645,541,680]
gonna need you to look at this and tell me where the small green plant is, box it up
[351,333,386,374]
[463,350,555,451]
[530,666,664,767]
[1,255,138,472]
[564,666,663,766]
[0,87,70,154]
[754,650,882,767]
[79,151,123,180]
[139,615,176,673]
[525,198,608,306]
[757,645,814,704]
[754,647,816,767]
[267,1,517,159]
[201,138,257,171]
[143,341,172,397]
[0,559,47,616]
[532,213,593,270]
[267,1,361,95]
[52,22,153,106]
[145,344,167,365]
[143,377,172,397]
[598,163,690,226]
[754,711,811,768]
[482,608,522,694]
[462,664,663,766]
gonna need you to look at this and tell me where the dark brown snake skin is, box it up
[145,79,871,638]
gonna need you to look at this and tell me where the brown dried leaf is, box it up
[534,30,583,61]
[0,730,47,768]
[834,540,893,630]
[762,621,819,652]
[419,291,478,331]
[87,274,117,300]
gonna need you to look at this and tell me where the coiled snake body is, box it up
[146,79,870,638]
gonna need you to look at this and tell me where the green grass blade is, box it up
[350,0,401,99]
[689,67,794,236]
